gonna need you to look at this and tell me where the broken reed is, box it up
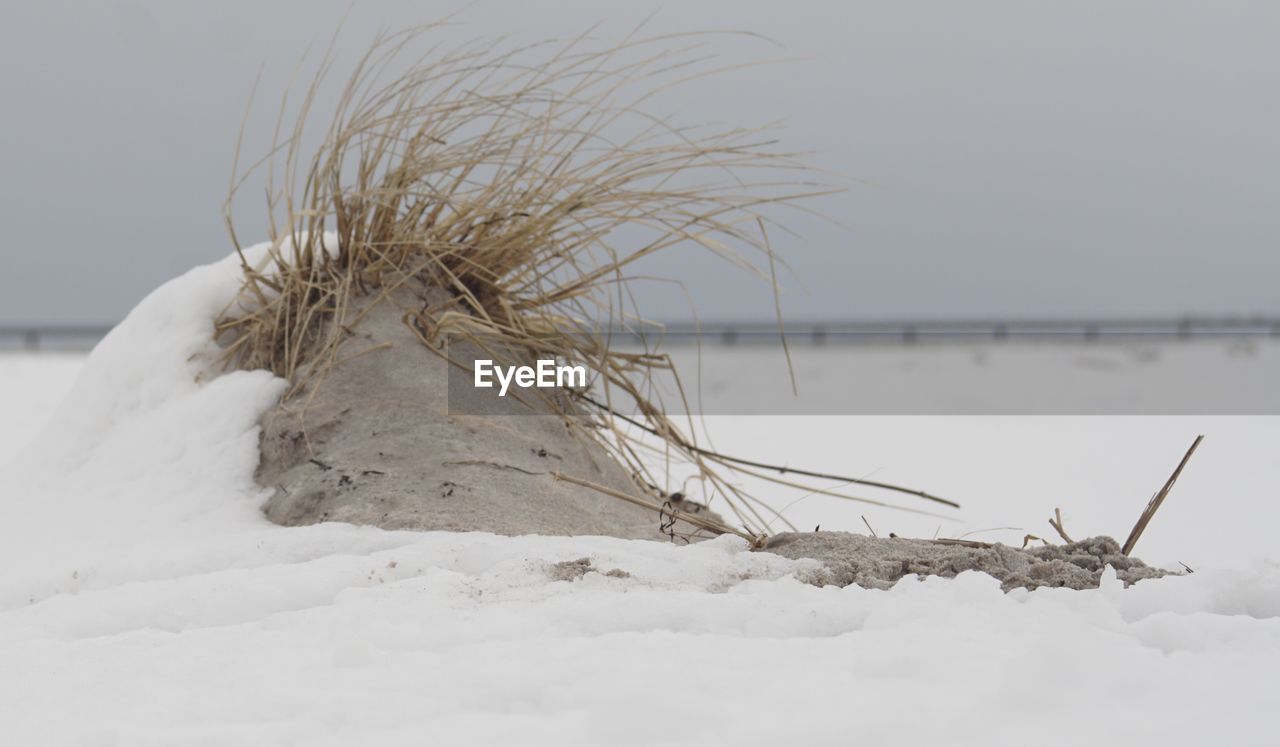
[1121,435,1204,556]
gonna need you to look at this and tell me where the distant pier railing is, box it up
[0,325,116,351]
[4,317,1280,351]
[641,316,1280,345]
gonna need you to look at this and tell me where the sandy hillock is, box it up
[256,280,715,541]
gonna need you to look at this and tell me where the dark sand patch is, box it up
[766,533,1170,591]
[546,557,631,582]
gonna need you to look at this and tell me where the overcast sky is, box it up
[2,1,1277,324]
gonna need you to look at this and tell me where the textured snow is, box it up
[1,249,1279,745]
[3,531,1278,746]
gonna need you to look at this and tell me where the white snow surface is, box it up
[0,352,83,460]
[2,248,1279,745]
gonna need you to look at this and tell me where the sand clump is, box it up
[253,291,1173,588]
[252,283,1170,584]
[765,532,1170,591]
[546,558,632,582]
[252,286,1171,583]
[256,278,719,542]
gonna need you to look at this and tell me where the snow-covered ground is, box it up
[1,250,1278,744]
[0,352,84,461]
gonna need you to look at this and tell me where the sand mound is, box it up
[765,533,1170,591]
[256,280,716,541]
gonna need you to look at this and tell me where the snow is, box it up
[2,530,1277,745]
[2,249,1279,744]
[0,352,83,462]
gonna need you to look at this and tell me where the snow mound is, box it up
[0,243,290,610]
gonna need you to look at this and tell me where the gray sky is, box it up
[2,1,1277,324]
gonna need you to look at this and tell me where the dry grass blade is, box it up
[578,394,959,508]
[930,538,993,549]
[1121,435,1204,556]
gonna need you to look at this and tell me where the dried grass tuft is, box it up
[216,24,940,539]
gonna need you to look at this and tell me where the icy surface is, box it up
[1,249,1279,744]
